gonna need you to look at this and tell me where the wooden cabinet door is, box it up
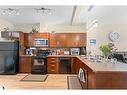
[19,32,25,55]
[19,56,31,73]
[77,33,86,47]
[49,34,57,47]
[24,33,34,46]
[71,57,76,74]
[67,33,86,47]
[19,32,24,45]
[55,33,67,47]
[34,33,49,39]
[67,33,77,47]
[1,31,11,38]
[75,58,83,74]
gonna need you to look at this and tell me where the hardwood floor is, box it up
[0,74,69,90]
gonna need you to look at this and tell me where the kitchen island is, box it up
[77,56,127,89]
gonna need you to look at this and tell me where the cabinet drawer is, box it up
[48,66,57,74]
[47,62,58,74]
[48,64,57,69]
[48,58,57,62]
[48,69,57,74]
[48,64,56,67]
[48,60,56,64]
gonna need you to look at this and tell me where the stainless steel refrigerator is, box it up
[0,40,19,74]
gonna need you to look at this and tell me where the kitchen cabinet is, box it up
[50,33,86,48]
[67,33,86,47]
[49,34,57,47]
[72,57,88,89]
[19,56,32,73]
[34,32,50,39]
[71,57,76,74]
[47,57,59,74]
[1,31,11,38]
[75,57,83,74]
[24,33,34,46]
[19,32,25,55]
[1,31,21,39]
[24,33,50,47]
[55,33,67,47]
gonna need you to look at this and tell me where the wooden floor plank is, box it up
[0,74,68,90]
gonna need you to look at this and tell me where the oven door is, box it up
[31,57,47,74]
[34,59,45,65]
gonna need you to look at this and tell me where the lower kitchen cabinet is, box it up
[47,57,59,74]
[72,57,83,74]
[19,56,32,73]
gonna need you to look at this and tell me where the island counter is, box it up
[77,56,127,89]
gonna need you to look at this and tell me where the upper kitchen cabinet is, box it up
[34,32,50,39]
[19,32,25,55]
[67,33,86,47]
[49,34,57,47]
[55,33,67,47]
[1,31,12,38]
[24,33,34,46]
[19,32,24,45]
[50,33,86,48]
[1,31,22,39]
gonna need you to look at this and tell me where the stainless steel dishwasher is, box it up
[59,57,71,74]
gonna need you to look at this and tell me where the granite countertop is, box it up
[78,56,127,72]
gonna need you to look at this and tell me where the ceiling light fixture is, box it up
[1,8,20,15]
[35,7,52,15]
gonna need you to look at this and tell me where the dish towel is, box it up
[78,68,86,83]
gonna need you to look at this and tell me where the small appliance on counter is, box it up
[70,48,80,55]
[25,47,36,55]
[64,50,70,55]
[79,47,86,55]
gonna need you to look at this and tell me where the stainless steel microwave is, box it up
[34,38,48,47]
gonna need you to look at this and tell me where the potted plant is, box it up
[99,44,112,58]
[31,26,38,33]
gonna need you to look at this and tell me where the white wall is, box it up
[86,6,127,54]
[40,24,86,33]
[14,23,40,33]
[0,19,14,40]
[14,23,86,33]
[87,23,127,55]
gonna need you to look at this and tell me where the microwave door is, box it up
[34,39,48,46]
